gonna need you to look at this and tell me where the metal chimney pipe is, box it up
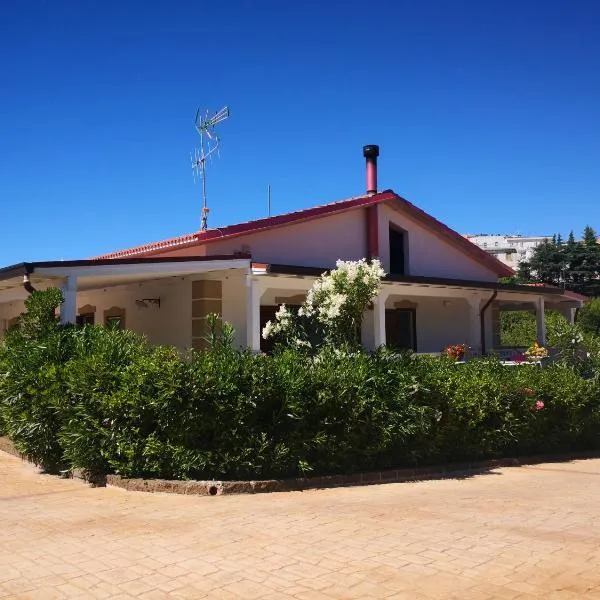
[363,144,379,195]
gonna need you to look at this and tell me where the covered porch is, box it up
[0,260,582,355]
[247,266,580,355]
[0,256,253,350]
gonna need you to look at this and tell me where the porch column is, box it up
[60,275,77,325]
[373,290,390,348]
[246,276,262,351]
[536,297,546,345]
[466,297,482,354]
[569,307,577,325]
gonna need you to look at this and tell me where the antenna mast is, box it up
[191,106,230,230]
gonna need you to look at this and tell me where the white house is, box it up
[464,234,553,268]
[0,146,582,354]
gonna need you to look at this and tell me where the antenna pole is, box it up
[191,106,230,231]
[201,160,208,231]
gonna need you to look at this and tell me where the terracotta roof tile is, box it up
[95,189,513,277]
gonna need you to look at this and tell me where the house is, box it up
[464,234,553,268]
[0,146,582,354]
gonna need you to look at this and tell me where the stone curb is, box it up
[2,436,599,496]
[104,451,600,496]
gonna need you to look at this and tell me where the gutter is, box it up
[480,291,497,355]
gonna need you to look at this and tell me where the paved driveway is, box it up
[1,451,600,599]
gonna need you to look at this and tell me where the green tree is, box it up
[577,298,600,335]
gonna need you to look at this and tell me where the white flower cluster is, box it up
[301,258,385,325]
[261,304,292,340]
[334,258,385,285]
[262,258,386,345]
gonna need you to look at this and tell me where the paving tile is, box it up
[2,450,600,599]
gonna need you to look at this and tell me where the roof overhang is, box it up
[251,263,579,305]
[0,255,251,301]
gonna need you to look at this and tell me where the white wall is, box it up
[377,204,498,281]
[77,278,192,349]
[220,272,248,350]
[208,210,367,268]
[0,300,27,339]
[411,297,471,353]
[362,294,474,353]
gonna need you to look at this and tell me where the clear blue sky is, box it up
[2,0,600,265]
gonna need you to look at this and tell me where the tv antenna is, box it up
[191,106,230,230]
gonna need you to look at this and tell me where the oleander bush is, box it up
[1,287,600,480]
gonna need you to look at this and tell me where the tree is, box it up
[577,298,600,335]
[522,227,600,297]
[527,239,563,286]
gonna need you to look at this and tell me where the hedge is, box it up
[1,289,599,480]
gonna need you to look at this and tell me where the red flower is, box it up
[535,400,545,411]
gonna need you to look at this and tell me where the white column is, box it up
[568,307,577,325]
[60,275,77,325]
[466,297,482,355]
[245,276,262,351]
[536,297,546,345]
[373,290,389,348]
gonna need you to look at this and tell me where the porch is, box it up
[0,259,582,356]
[247,266,580,355]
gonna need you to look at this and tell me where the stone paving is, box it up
[1,451,600,599]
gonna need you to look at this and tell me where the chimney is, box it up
[363,144,379,195]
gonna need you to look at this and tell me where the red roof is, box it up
[525,283,588,302]
[96,189,513,277]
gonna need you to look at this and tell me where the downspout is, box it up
[23,273,36,294]
[480,291,497,355]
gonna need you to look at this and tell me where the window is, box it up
[494,242,499,246]
[105,316,123,329]
[483,242,488,248]
[104,306,126,330]
[76,312,95,326]
[385,308,416,351]
[389,227,406,275]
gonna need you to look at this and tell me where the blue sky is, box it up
[1,0,600,265]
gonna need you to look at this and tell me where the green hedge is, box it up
[1,289,600,479]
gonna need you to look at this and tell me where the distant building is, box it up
[464,234,553,268]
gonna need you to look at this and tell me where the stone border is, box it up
[2,436,599,497]
[105,451,600,496]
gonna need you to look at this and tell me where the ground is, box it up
[1,451,600,599]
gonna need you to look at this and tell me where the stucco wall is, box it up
[220,273,248,350]
[0,300,27,339]
[150,202,498,281]
[377,204,498,281]
[77,278,192,349]
[410,297,472,353]
[207,210,367,268]
[361,295,474,353]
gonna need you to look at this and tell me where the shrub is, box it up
[1,288,600,481]
[0,289,70,471]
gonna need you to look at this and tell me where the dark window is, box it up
[389,227,406,275]
[105,316,123,330]
[385,308,416,351]
[76,313,95,326]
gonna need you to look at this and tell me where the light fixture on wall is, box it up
[135,298,161,309]
[442,300,451,308]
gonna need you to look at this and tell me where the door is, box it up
[385,308,416,351]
